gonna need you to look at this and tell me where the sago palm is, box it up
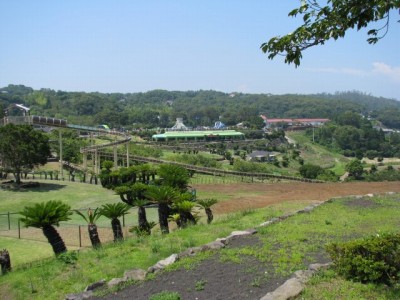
[99,203,130,241]
[19,201,72,255]
[172,194,197,228]
[145,185,180,234]
[197,198,218,224]
[74,208,102,248]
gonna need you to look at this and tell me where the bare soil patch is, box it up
[193,181,400,214]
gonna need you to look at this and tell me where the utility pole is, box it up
[59,130,63,180]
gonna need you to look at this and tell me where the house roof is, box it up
[152,130,244,139]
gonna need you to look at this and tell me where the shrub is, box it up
[326,233,400,285]
[299,163,324,179]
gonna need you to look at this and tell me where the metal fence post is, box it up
[18,220,21,239]
[7,212,10,230]
[78,225,82,248]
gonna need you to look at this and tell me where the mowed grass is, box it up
[0,180,121,213]
[1,193,400,299]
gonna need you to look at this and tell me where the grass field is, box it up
[286,131,349,175]
[1,192,400,299]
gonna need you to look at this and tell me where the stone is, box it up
[245,228,258,235]
[215,237,227,244]
[107,277,127,288]
[260,278,304,300]
[259,221,272,227]
[178,247,202,259]
[308,262,331,272]
[365,193,374,197]
[200,240,225,251]
[84,279,106,291]
[124,269,147,281]
[148,254,178,273]
[65,291,93,300]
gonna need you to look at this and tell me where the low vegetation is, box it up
[1,192,400,299]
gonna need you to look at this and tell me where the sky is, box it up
[0,1,399,100]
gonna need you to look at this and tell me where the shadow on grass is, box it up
[0,181,67,193]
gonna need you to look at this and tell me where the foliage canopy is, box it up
[261,0,400,66]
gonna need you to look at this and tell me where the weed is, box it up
[149,291,181,300]
[195,279,207,291]
[250,277,261,287]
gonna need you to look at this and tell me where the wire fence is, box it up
[0,212,135,248]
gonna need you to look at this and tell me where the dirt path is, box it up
[193,181,400,214]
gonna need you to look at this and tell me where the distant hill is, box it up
[1,85,400,129]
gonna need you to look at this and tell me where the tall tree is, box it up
[262,0,400,66]
[0,124,50,184]
[19,201,72,255]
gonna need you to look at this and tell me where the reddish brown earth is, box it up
[193,181,400,214]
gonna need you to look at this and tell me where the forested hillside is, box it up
[1,85,400,129]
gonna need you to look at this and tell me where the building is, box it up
[260,115,329,128]
[152,130,245,142]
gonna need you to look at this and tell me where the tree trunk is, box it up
[111,218,123,241]
[205,208,213,224]
[0,249,11,274]
[42,225,67,255]
[158,203,170,234]
[88,224,101,248]
[14,172,21,184]
[138,206,150,234]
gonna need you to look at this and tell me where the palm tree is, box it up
[99,203,130,242]
[145,186,179,234]
[197,198,218,224]
[172,194,197,228]
[114,183,151,234]
[19,201,72,255]
[74,208,102,248]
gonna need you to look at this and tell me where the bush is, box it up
[299,163,324,179]
[326,233,400,285]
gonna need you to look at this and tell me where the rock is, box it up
[259,220,272,227]
[245,228,258,235]
[107,277,127,288]
[178,247,202,259]
[65,291,93,300]
[308,262,331,271]
[84,279,106,291]
[200,240,225,251]
[215,237,227,244]
[365,193,374,197]
[148,254,178,273]
[224,229,257,244]
[124,269,147,281]
[260,278,303,300]
[293,270,313,283]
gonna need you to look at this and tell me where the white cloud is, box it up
[306,62,400,82]
[372,62,400,82]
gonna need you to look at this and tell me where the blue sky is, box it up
[0,1,399,100]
